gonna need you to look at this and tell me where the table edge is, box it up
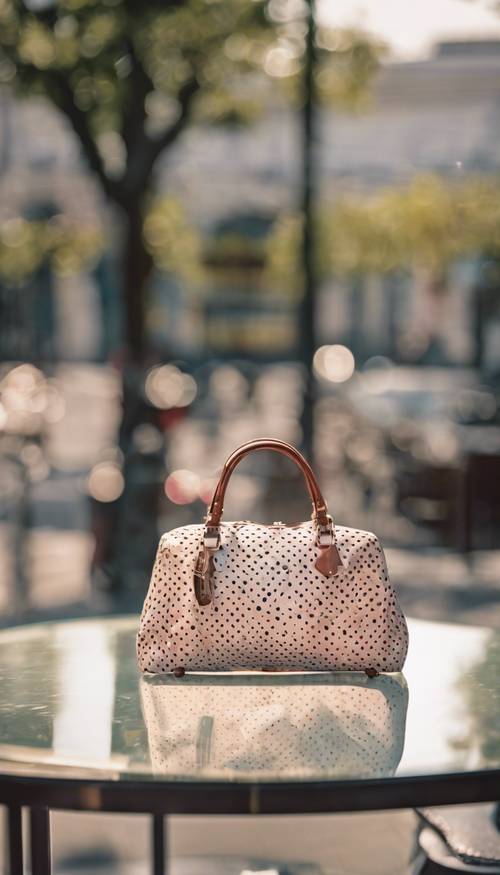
[0,767,498,814]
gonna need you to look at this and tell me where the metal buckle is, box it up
[316,513,334,547]
[203,527,220,549]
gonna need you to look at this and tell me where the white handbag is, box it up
[140,672,409,779]
[137,439,408,675]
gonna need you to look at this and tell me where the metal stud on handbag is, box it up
[137,439,409,675]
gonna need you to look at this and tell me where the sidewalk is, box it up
[0,810,417,875]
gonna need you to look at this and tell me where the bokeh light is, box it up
[198,476,218,505]
[145,365,197,410]
[87,462,125,502]
[264,45,301,78]
[132,423,164,454]
[0,363,60,435]
[164,469,201,505]
[313,345,355,383]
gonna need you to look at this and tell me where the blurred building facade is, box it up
[1,39,500,370]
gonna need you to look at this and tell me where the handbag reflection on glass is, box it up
[137,439,408,675]
[141,673,409,779]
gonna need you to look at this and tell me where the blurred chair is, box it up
[412,804,500,874]
[396,465,463,547]
[461,454,500,553]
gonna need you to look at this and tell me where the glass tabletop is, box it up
[0,616,498,786]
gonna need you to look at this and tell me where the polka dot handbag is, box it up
[137,438,409,675]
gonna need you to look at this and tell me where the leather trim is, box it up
[315,543,343,577]
[194,440,336,606]
[206,439,331,528]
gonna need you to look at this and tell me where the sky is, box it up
[318,0,500,59]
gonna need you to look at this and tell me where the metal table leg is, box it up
[152,813,166,875]
[7,805,23,875]
[30,807,51,875]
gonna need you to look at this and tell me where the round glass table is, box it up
[0,616,498,874]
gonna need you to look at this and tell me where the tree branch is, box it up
[121,36,154,153]
[44,70,125,206]
[121,75,200,197]
[150,75,200,160]
[12,3,125,204]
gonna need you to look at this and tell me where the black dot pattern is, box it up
[137,521,408,673]
[140,673,408,779]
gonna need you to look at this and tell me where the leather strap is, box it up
[194,440,337,605]
[206,439,331,531]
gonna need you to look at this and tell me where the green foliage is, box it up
[0,1,385,206]
[143,197,203,283]
[0,215,102,282]
[256,21,385,110]
[0,0,386,339]
[0,199,208,284]
[9,172,498,289]
[264,212,303,294]
[266,173,500,291]
[325,174,500,274]
[315,26,386,110]
[0,0,279,204]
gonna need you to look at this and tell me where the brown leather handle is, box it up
[194,439,338,605]
[206,439,330,529]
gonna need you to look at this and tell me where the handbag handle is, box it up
[194,439,338,605]
[205,439,332,536]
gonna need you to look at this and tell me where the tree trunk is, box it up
[123,200,153,363]
[91,199,165,606]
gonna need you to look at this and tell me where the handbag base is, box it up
[171,667,381,678]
